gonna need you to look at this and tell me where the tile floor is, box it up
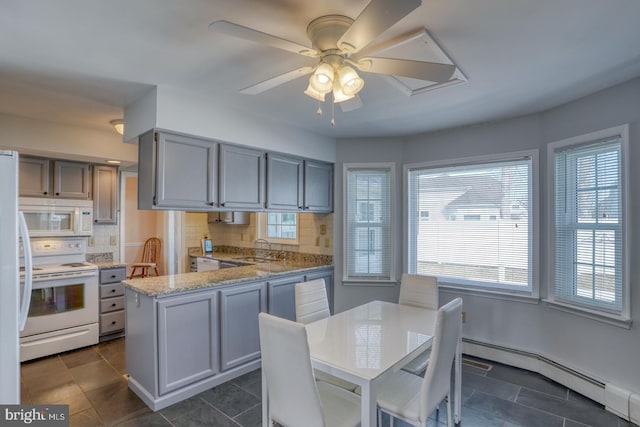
[19,338,638,427]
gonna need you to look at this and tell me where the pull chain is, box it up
[330,94,336,126]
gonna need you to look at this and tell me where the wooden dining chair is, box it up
[129,237,161,279]
[258,313,361,427]
[376,298,463,427]
[398,273,439,375]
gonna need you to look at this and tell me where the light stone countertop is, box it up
[93,261,128,269]
[122,260,332,297]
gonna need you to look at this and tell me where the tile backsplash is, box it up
[86,213,120,263]
[184,212,333,256]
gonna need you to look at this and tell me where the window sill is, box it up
[342,279,397,287]
[438,283,540,305]
[543,299,632,329]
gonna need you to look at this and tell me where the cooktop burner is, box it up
[60,262,90,268]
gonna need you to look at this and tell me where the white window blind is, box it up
[553,138,623,314]
[407,156,533,292]
[344,165,393,281]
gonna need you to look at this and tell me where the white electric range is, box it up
[19,237,99,362]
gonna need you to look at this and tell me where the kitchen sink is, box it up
[234,256,272,263]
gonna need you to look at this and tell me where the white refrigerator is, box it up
[0,150,33,403]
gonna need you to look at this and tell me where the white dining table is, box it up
[304,300,462,427]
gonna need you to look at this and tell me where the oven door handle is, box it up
[18,211,33,331]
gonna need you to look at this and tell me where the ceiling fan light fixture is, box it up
[304,83,326,101]
[309,63,334,93]
[332,78,355,103]
[337,64,364,96]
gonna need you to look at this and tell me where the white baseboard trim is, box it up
[462,338,638,423]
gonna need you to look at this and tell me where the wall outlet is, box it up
[88,236,95,247]
[315,237,320,246]
[324,237,330,248]
[462,311,467,323]
[320,224,326,235]
[110,235,117,246]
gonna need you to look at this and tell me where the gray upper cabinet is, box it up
[138,130,217,210]
[54,161,91,198]
[93,165,118,224]
[266,154,333,213]
[304,160,333,212]
[19,156,90,199]
[19,156,50,197]
[219,144,265,210]
[219,281,266,372]
[266,153,304,211]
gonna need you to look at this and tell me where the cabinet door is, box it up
[155,132,217,209]
[304,160,333,212]
[219,144,265,209]
[267,275,304,321]
[157,291,218,395]
[305,269,334,314]
[266,153,303,211]
[19,156,50,197]
[219,281,266,371]
[53,161,90,198]
[93,165,118,224]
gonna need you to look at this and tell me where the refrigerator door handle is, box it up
[18,211,33,331]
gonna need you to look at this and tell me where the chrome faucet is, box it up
[254,239,272,259]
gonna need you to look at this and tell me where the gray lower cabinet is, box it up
[157,291,218,395]
[219,281,267,371]
[99,266,126,340]
[267,274,304,321]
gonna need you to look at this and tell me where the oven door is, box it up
[20,270,99,338]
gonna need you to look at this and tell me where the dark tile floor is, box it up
[19,338,638,427]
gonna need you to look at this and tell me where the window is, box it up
[407,151,536,294]
[549,125,629,321]
[344,164,394,282]
[257,212,298,244]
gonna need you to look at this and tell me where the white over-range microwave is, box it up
[19,197,93,237]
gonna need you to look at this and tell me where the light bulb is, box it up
[309,63,334,93]
[304,84,326,102]
[332,78,355,103]
[337,65,364,96]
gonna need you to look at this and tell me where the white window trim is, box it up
[403,149,539,298]
[545,124,630,325]
[343,162,396,285]
[256,212,299,245]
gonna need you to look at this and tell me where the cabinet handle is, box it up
[55,192,60,196]
[111,275,116,278]
[43,191,48,195]
[220,202,226,207]
[111,321,117,325]
[208,202,214,206]
[111,289,116,293]
[111,303,116,307]
[94,219,98,223]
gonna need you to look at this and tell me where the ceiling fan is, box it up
[209,0,457,121]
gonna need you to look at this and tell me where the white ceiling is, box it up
[1,0,640,139]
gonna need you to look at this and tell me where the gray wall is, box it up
[335,77,640,393]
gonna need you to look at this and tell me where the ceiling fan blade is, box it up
[210,20,318,57]
[339,95,363,112]
[337,0,421,53]
[358,57,455,82]
[240,66,314,95]
[354,28,426,58]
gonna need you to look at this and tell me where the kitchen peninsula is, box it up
[122,250,333,411]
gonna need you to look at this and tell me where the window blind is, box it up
[345,167,392,281]
[407,157,532,291]
[553,138,623,313]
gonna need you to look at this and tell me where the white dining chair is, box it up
[376,297,463,427]
[398,273,439,375]
[295,279,359,393]
[258,313,361,427]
